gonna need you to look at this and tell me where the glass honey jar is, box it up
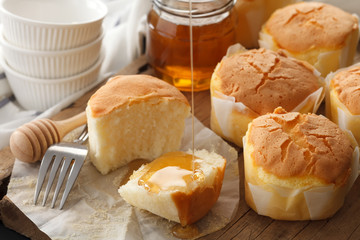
[146,0,237,91]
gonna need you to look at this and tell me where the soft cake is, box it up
[86,75,190,174]
[118,150,226,226]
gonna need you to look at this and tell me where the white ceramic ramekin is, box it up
[0,0,107,51]
[1,51,104,111]
[0,30,104,79]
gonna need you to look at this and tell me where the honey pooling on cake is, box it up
[138,151,205,193]
[119,150,226,226]
[133,151,224,226]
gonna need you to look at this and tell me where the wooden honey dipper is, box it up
[9,111,87,163]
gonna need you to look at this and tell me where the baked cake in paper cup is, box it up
[259,2,359,77]
[210,45,324,147]
[325,63,360,146]
[243,107,359,220]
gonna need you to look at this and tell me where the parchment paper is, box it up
[6,116,239,240]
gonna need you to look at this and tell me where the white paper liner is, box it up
[258,30,276,51]
[212,91,253,139]
[325,62,360,145]
[211,85,324,145]
[289,87,324,113]
[243,130,359,220]
[225,43,247,57]
[6,117,239,240]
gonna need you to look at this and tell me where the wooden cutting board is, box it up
[1,55,360,240]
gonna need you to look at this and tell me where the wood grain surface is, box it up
[1,55,360,240]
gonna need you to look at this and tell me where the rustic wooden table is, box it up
[1,55,360,239]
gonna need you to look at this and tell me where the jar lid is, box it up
[153,0,234,17]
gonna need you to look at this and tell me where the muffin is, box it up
[259,2,359,77]
[210,47,324,147]
[118,150,226,226]
[86,75,191,175]
[234,0,296,49]
[326,63,360,146]
[243,107,359,220]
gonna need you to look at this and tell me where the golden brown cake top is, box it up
[211,48,321,115]
[331,65,360,115]
[248,108,353,185]
[88,75,189,118]
[264,2,359,52]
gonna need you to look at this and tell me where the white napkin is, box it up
[0,0,152,150]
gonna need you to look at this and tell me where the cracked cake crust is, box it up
[264,2,359,52]
[248,108,353,186]
[211,48,321,115]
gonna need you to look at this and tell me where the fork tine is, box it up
[42,155,63,206]
[34,151,55,205]
[35,124,88,209]
[59,155,85,209]
[51,157,72,208]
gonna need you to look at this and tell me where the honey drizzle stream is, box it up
[190,0,195,157]
[170,1,200,239]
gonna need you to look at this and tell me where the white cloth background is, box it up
[0,0,152,149]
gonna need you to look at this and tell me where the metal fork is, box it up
[34,125,88,209]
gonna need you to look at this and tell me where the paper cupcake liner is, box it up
[211,86,324,147]
[211,43,325,147]
[325,62,360,145]
[243,131,359,220]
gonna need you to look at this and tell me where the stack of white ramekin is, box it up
[0,0,107,111]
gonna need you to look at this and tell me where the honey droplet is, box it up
[171,223,200,239]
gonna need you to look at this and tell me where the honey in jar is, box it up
[146,0,237,91]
